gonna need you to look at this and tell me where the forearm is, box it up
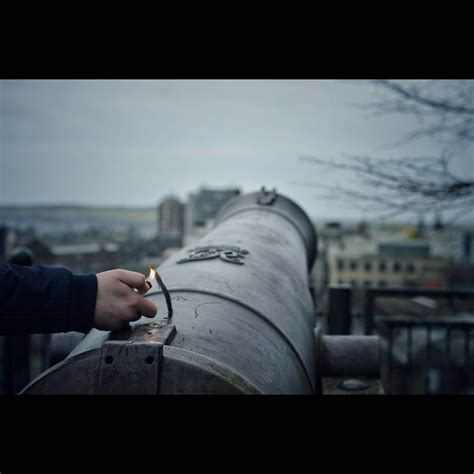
[0,264,97,335]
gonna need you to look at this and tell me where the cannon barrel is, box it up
[22,189,318,394]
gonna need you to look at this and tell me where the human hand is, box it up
[94,269,157,331]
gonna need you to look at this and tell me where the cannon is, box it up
[21,189,381,395]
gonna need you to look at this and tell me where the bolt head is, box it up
[338,379,369,391]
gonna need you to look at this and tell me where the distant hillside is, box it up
[0,205,157,236]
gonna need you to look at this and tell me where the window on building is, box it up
[337,280,343,285]
[337,259,344,271]
[363,280,371,288]
[350,261,358,271]
[350,280,357,288]
[378,280,387,287]
[364,261,372,272]
[406,263,416,273]
[393,261,401,273]
[379,261,386,272]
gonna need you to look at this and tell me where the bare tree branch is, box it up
[298,154,474,217]
[298,80,474,220]
[366,80,474,149]
[374,80,474,115]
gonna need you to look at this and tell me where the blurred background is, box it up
[1,79,473,394]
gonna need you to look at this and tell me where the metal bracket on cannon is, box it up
[257,186,277,206]
[97,322,176,395]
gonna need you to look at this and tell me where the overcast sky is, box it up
[1,80,472,222]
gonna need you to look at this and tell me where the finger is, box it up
[126,311,142,323]
[135,282,152,296]
[114,319,131,330]
[116,270,149,294]
[135,296,158,318]
[117,305,141,324]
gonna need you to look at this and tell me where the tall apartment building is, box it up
[157,196,185,248]
[184,187,240,246]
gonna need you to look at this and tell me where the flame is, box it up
[147,266,156,282]
[143,266,156,292]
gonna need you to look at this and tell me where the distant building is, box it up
[184,187,240,246]
[329,238,451,289]
[157,196,184,248]
[51,242,120,273]
[186,187,240,229]
[1,233,120,274]
[322,222,343,240]
[448,263,474,289]
[378,242,430,258]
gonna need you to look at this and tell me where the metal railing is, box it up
[326,285,474,394]
[377,316,474,394]
[363,287,474,335]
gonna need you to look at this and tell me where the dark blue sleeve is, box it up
[0,264,97,335]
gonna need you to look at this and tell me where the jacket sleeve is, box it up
[0,264,97,335]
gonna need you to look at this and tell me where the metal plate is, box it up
[97,322,176,394]
[98,341,162,395]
